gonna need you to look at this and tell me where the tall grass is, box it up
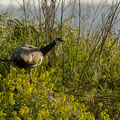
[0,0,120,119]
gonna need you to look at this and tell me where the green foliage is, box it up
[0,13,120,119]
[0,68,95,120]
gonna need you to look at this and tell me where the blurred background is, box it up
[1,0,118,30]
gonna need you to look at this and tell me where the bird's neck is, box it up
[40,40,56,56]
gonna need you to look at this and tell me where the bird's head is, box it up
[55,38,65,43]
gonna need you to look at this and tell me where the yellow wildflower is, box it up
[12,111,17,116]
[12,67,17,71]
[27,117,32,120]
[48,83,54,90]
[100,59,103,64]
[107,41,111,46]
[11,99,15,106]
[23,106,29,114]
[41,73,45,79]
[19,106,29,116]
[0,74,2,78]
[0,110,6,117]
[38,109,49,118]
[14,117,21,120]
[45,71,49,77]
[91,88,96,93]
[57,117,63,120]
[19,109,24,116]
[69,95,74,101]
[101,111,106,116]
[0,92,4,96]
[104,109,108,112]
[50,68,55,73]
[28,87,33,94]
[112,45,115,48]
[9,86,15,91]
[9,93,15,105]
[21,69,25,74]
[47,78,51,82]
[98,102,103,108]
[117,103,120,110]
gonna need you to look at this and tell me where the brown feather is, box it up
[11,45,43,69]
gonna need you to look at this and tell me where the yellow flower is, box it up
[101,111,110,120]
[91,88,96,92]
[50,68,55,73]
[25,73,29,78]
[19,109,24,116]
[101,111,106,116]
[27,117,32,120]
[23,106,29,114]
[112,45,115,48]
[0,110,6,117]
[41,73,45,79]
[9,86,15,91]
[27,87,33,94]
[12,111,17,116]
[45,71,49,77]
[14,117,21,120]
[98,102,103,108]
[62,95,66,103]
[0,74,2,78]
[57,117,63,120]
[38,109,49,118]
[9,93,15,105]
[12,67,17,71]
[100,59,103,64]
[35,103,39,109]
[19,106,29,116]
[11,99,15,106]
[63,105,68,112]
[47,78,51,82]
[104,109,108,112]
[69,95,74,101]
[48,83,54,90]
[117,103,120,110]
[107,41,111,46]
[21,69,25,74]
[0,92,4,96]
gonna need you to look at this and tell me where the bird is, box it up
[10,38,65,82]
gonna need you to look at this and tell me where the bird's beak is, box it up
[60,39,65,42]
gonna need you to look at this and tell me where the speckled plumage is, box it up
[11,45,43,69]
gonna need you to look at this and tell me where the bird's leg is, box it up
[28,69,32,84]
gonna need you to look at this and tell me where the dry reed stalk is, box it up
[79,1,120,80]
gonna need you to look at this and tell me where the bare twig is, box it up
[79,1,120,80]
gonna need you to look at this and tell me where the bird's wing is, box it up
[28,51,43,67]
[11,45,43,68]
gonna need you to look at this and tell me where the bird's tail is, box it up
[0,58,10,62]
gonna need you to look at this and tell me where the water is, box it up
[0,0,120,33]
